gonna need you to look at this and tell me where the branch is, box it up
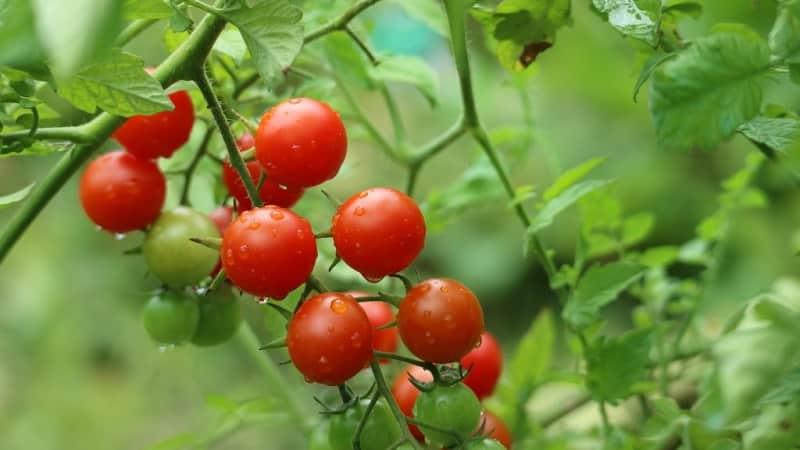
[369,360,425,450]
[115,19,158,47]
[304,0,383,44]
[180,124,216,205]
[0,126,91,144]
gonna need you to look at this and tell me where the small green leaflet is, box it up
[368,55,440,107]
[526,179,611,238]
[563,261,645,329]
[214,28,248,64]
[632,52,676,102]
[543,157,606,201]
[123,0,172,19]
[32,0,124,79]
[57,49,172,116]
[389,0,448,38]
[0,182,34,208]
[738,116,800,154]
[649,25,771,151]
[0,140,70,158]
[592,0,661,46]
[221,0,303,82]
[0,0,46,75]
[759,367,800,405]
[663,0,702,18]
[769,0,800,62]
[587,328,653,403]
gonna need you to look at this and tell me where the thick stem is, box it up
[442,1,479,128]
[0,126,91,143]
[369,360,425,450]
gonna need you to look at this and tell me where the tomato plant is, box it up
[461,332,502,400]
[191,286,242,347]
[358,299,398,356]
[392,365,435,442]
[328,399,402,450]
[113,89,194,159]
[413,382,482,447]
[142,289,199,345]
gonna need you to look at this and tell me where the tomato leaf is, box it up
[586,328,653,403]
[0,140,70,158]
[563,261,645,329]
[769,0,800,62]
[592,0,661,46]
[543,157,606,201]
[632,52,676,102]
[649,25,771,151]
[0,182,34,209]
[759,367,800,406]
[221,0,304,82]
[389,0,449,37]
[369,55,440,107]
[738,116,800,155]
[57,48,172,116]
[214,28,248,64]
[123,0,172,19]
[525,179,611,244]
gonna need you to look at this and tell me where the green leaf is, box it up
[0,182,34,209]
[642,397,684,442]
[32,0,124,79]
[563,261,645,329]
[759,367,800,405]
[621,212,655,246]
[587,328,653,403]
[592,0,661,45]
[369,55,439,107]
[0,140,70,158]
[543,157,606,201]
[214,28,248,64]
[633,52,677,102]
[221,0,303,82]
[769,0,800,62]
[123,0,172,19]
[649,26,771,151]
[790,63,800,84]
[663,0,703,18]
[637,246,680,268]
[744,400,800,450]
[57,49,172,116]
[472,0,570,71]
[390,0,448,37]
[738,116,800,154]
[0,0,47,75]
[142,432,198,450]
[527,179,612,236]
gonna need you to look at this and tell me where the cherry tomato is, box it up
[309,420,333,450]
[413,382,481,447]
[467,439,506,450]
[142,289,199,344]
[477,410,512,449]
[191,286,241,346]
[461,332,503,400]
[143,207,220,286]
[332,187,426,281]
[79,150,165,232]
[208,206,234,277]
[397,278,484,363]
[114,89,194,159]
[287,293,373,385]
[353,295,398,356]
[329,399,402,450]
[221,206,317,299]
[255,98,347,188]
[222,134,304,211]
[391,364,434,441]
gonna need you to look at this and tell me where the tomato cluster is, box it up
[80,92,512,448]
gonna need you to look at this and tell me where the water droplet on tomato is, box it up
[319,355,328,364]
[296,229,305,239]
[358,191,368,198]
[419,284,431,293]
[247,221,261,230]
[288,98,301,104]
[350,332,362,348]
[473,335,483,348]
[270,210,284,221]
[257,297,268,304]
[114,233,126,240]
[290,144,301,151]
[330,298,348,314]
[364,275,383,283]
[439,285,449,293]
[424,331,435,345]
[354,207,366,216]
[444,314,456,329]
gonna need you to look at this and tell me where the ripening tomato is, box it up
[208,206,234,277]
[354,296,398,356]
[221,206,317,299]
[413,382,481,447]
[332,187,425,281]
[142,289,199,344]
[191,286,241,346]
[477,410,512,449]
[255,98,347,188]
[114,89,194,159]
[222,134,304,211]
[397,278,484,363]
[391,364,434,441]
[461,331,503,399]
[143,207,221,286]
[79,150,166,232]
[287,293,373,385]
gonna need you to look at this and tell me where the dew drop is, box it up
[288,98,301,104]
[354,207,366,216]
[444,314,456,329]
[247,220,261,230]
[195,287,208,295]
[296,229,305,240]
[439,285,449,293]
[474,335,483,349]
[330,298,348,314]
[270,210,285,221]
[354,242,361,249]
[257,297,269,304]
[420,284,431,293]
[364,275,383,283]
[424,331,436,345]
[350,332,363,349]
[319,355,328,364]
[158,344,175,353]
[114,233,126,241]
[358,191,368,198]
[290,144,301,152]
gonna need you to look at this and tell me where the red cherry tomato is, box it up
[287,293,373,385]
[221,206,317,299]
[477,410,513,449]
[209,206,234,276]
[359,300,398,356]
[332,187,426,281]
[114,90,194,159]
[461,331,503,400]
[397,278,484,363]
[391,364,434,442]
[222,134,304,211]
[79,150,166,232]
[255,98,347,188]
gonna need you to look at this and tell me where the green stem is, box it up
[237,322,309,431]
[304,0,383,44]
[193,67,262,207]
[406,120,467,196]
[353,390,380,450]
[180,124,215,205]
[345,26,379,65]
[373,351,428,368]
[335,75,400,163]
[115,19,158,47]
[599,401,612,436]
[369,360,425,450]
[0,126,90,143]
[442,1,479,128]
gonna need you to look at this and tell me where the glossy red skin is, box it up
[221,206,317,299]
[461,332,503,400]
[287,293,373,385]
[222,134,304,211]
[332,187,426,281]
[398,278,485,363]
[391,365,434,441]
[359,301,398,355]
[79,151,165,232]
[114,90,194,159]
[478,410,513,449]
[209,206,234,276]
[255,98,347,188]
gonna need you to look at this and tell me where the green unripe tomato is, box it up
[413,382,481,447]
[191,286,242,346]
[329,399,402,450]
[143,207,220,286]
[142,290,199,344]
[309,420,333,450]
[467,438,506,450]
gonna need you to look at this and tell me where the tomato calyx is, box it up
[315,384,370,415]
[408,365,468,392]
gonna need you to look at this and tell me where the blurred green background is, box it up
[2,1,800,449]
